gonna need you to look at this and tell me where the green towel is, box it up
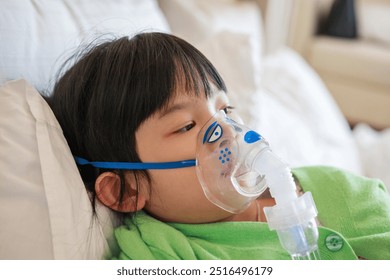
[113,166,390,260]
[115,212,357,260]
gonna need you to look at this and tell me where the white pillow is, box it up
[0,79,117,259]
[353,123,390,192]
[0,0,170,93]
[249,48,363,174]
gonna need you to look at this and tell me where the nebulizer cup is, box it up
[196,111,320,260]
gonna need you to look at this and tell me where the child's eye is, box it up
[176,123,195,133]
[222,106,235,115]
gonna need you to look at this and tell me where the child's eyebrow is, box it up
[158,101,194,119]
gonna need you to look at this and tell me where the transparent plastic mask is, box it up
[196,111,269,213]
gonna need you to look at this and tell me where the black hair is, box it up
[48,32,227,216]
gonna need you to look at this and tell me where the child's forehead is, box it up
[157,87,228,118]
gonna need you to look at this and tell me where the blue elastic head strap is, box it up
[74,156,196,170]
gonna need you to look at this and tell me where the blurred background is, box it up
[159,0,390,130]
[259,0,390,130]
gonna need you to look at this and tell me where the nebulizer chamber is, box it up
[196,111,320,260]
[250,148,320,260]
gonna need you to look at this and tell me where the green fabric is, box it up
[113,166,390,260]
[115,212,357,260]
[293,166,390,259]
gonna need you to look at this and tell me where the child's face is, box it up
[135,85,241,223]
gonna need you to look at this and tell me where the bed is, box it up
[0,0,389,259]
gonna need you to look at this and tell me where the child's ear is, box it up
[95,172,148,213]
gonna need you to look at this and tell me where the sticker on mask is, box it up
[203,121,223,144]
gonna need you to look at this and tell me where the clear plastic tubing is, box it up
[251,148,321,260]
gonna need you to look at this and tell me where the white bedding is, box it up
[354,124,390,191]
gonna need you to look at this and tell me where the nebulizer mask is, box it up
[75,110,320,259]
[195,111,320,259]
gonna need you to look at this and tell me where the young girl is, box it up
[48,32,390,260]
